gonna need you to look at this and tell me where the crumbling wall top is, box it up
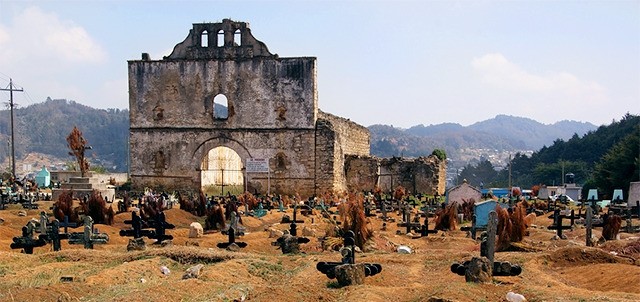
[165,19,275,61]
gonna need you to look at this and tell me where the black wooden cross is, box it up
[10,220,47,254]
[217,213,247,249]
[451,211,522,277]
[547,209,573,239]
[59,215,78,234]
[68,216,109,249]
[397,207,421,234]
[419,216,438,237]
[316,231,382,279]
[120,211,174,243]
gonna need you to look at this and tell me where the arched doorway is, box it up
[200,146,244,196]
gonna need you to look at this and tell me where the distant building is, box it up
[446,180,481,205]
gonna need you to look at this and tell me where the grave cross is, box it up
[380,200,388,221]
[68,216,109,249]
[547,209,573,239]
[585,207,593,247]
[217,212,247,249]
[252,202,267,218]
[315,231,382,281]
[291,205,305,223]
[420,216,438,237]
[451,211,522,277]
[397,208,421,234]
[10,219,46,254]
[59,215,78,234]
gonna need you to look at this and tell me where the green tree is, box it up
[431,148,447,161]
[459,160,498,187]
[592,131,640,198]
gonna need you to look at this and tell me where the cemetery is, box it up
[0,18,637,302]
[0,187,639,302]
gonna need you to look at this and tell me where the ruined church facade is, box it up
[128,19,371,196]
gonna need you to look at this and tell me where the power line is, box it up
[0,78,24,178]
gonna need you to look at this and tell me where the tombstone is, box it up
[10,220,47,254]
[271,223,310,254]
[222,211,245,236]
[68,216,109,249]
[585,207,594,247]
[316,231,382,286]
[252,202,267,218]
[216,221,247,249]
[21,196,39,209]
[0,194,8,210]
[38,211,48,235]
[451,211,522,281]
[612,189,624,205]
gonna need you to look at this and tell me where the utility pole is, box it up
[508,154,512,193]
[0,79,23,179]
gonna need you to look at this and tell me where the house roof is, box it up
[446,181,482,195]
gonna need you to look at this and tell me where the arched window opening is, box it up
[217,30,225,47]
[201,146,244,195]
[201,30,208,48]
[213,94,228,119]
[234,29,242,46]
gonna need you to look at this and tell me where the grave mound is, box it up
[544,246,632,267]
[163,208,200,227]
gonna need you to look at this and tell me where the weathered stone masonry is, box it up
[129,19,369,196]
[128,19,445,197]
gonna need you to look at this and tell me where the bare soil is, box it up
[0,201,639,302]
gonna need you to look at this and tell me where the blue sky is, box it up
[0,0,638,128]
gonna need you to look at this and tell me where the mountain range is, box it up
[368,114,597,168]
[0,99,597,173]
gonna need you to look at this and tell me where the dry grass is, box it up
[204,204,226,231]
[459,198,475,221]
[53,189,78,223]
[496,202,528,251]
[79,190,114,225]
[602,214,623,240]
[238,192,259,210]
[393,186,406,201]
[434,203,458,231]
[337,193,372,248]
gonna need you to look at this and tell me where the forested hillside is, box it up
[459,114,639,198]
[0,98,129,171]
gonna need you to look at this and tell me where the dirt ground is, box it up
[0,201,639,302]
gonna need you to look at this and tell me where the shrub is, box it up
[338,193,372,249]
[434,203,457,231]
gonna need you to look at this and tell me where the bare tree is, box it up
[67,126,90,177]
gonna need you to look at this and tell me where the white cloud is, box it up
[471,53,610,123]
[8,6,107,63]
[0,6,112,107]
[472,53,606,98]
